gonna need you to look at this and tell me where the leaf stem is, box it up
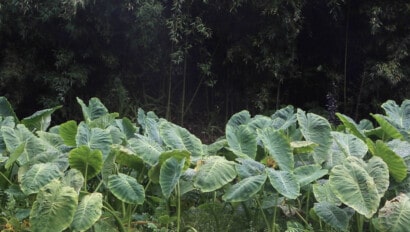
[0,171,13,185]
[256,198,271,232]
[176,181,181,232]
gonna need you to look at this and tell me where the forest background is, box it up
[0,0,409,140]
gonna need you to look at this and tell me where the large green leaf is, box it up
[371,113,404,140]
[290,141,317,154]
[88,113,119,129]
[20,163,63,195]
[68,146,103,180]
[1,124,46,165]
[271,105,297,130]
[108,173,145,204]
[324,142,347,169]
[247,115,273,132]
[128,136,163,166]
[335,113,367,141]
[159,157,185,198]
[59,120,78,146]
[194,156,236,192]
[77,97,109,122]
[331,131,368,158]
[297,109,332,164]
[226,125,257,159]
[222,174,267,202]
[387,139,410,158]
[258,128,294,171]
[294,165,328,187]
[21,106,62,131]
[329,157,380,218]
[114,118,137,139]
[313,202,352,232]
[112,144,144,170]
[366,156,389,197]
[71,192,103,231]
[313,181,342,205]
[373,193,410,232]
[266,169,300,199]
[36,131,67,153]
[62,168,84,193]
[75,122,112,158]
[30,150,69,172]
[0,96,18,123]
[381,99,410,130]
[226,110,251,131]
[30,180,78,232]
[137,108,162,144]
[368,140,407,182]
[159,120,203,162]
[235,158,265,179]
[148,150,191,184]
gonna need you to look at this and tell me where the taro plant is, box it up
[1,96,410,232]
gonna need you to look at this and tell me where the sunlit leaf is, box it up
[329,156,380,218]
[266,169,300,199]
[259,128,294,171]
[21,106,62,131]
[297,109,332,164]
[194,156,236,192]
[71,193,103,231]
[294,165,327,187]
[21,163,63,195]
[226,125,257,159]
[331,131,368,158]
[108,173,145,204]
[77,97,109,122]
[59,120,78,147]
[30,180,78,232]
[222,174,267,202]
[159,120,203,162]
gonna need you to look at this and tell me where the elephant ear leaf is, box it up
[21,106,62,131]
[159,120,203,162]
[159,157,185,198]
[68,146,103,180]
[329,156,380,218]
[297,109,332,164]
[21,163,63,195]
[0,96,18,123]
[222,174,267,202]
[373,193,410,232]
[258,128,294,171]
[314,202,353,232]
[381,99,410,130]
[194,156,236,192]
[71,193,103,232]
[226,125,257,159]
[77,97,109,122]
[108,173,145,204]
[30,180,78,232]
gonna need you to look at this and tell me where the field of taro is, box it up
[0,96,410,232]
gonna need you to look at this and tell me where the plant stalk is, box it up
[176,181,181,232]
[256,198,271,232]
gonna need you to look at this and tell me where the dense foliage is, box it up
[1,96,410,231]
[0,0,409,125]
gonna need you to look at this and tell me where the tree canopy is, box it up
[0,0,409,127]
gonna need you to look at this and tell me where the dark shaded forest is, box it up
[0,0,409,136]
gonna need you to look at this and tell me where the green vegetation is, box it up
[1,96,410,231]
